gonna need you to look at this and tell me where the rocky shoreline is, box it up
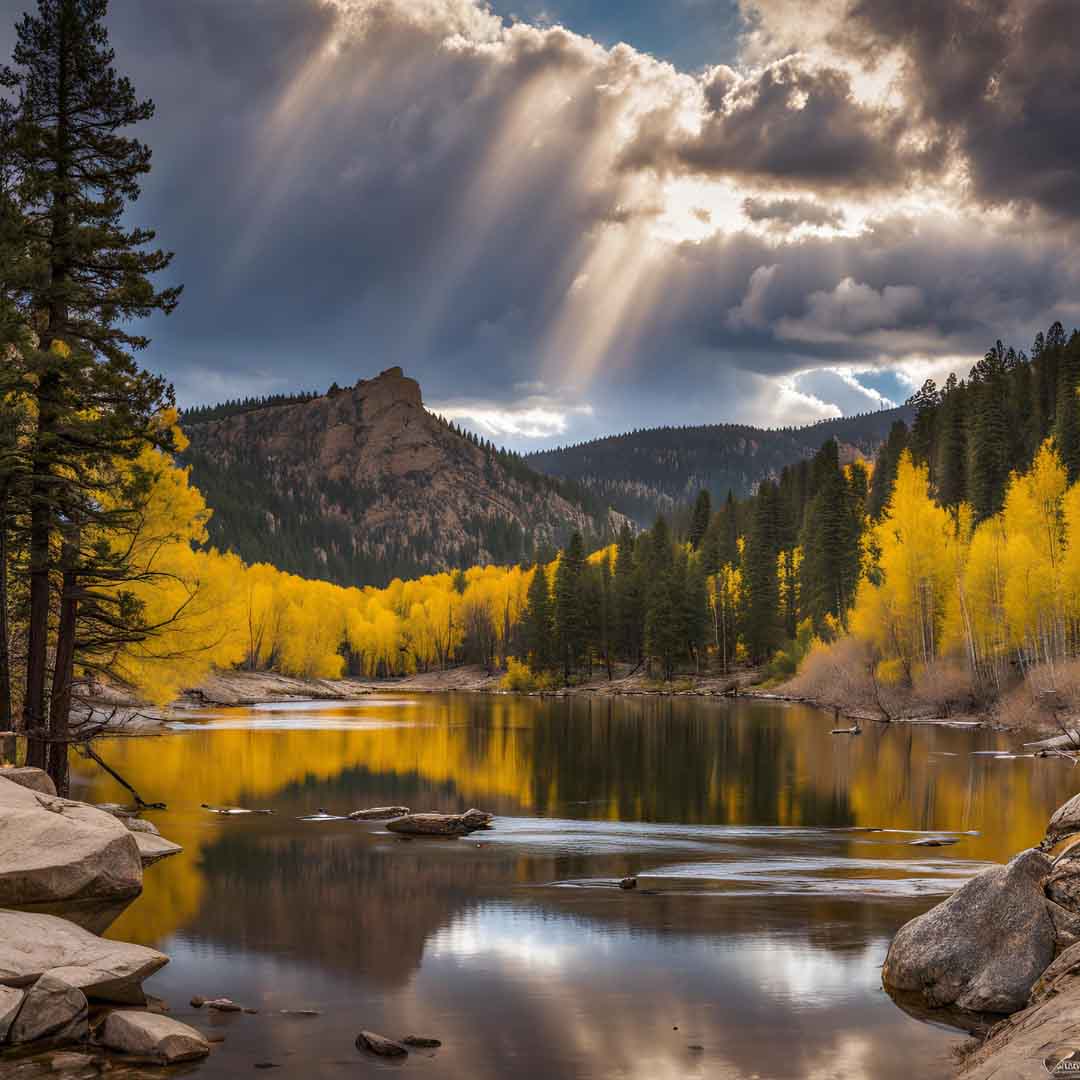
[0,766,201,1072]
[883,791,1080,1077]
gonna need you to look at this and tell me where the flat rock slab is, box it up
[9,973,88,1044]
[0,780,142,908]
[101,1010,210,1063]
[132,832,182,867]
[883,848,1057,1014]
[0,768,57,796]
[0,909,167,1004]
[959,971,1080,1078]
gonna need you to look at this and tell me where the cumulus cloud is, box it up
[0,0,1071,441]
[623,56,929,193]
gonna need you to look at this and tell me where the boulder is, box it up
[101,1011,210,1063]
[132,832,182,867]
[1047,861,1080,912]
[882,848,1058,1014]
[385,813,469,837]
[0,984,25,1041]
[355,1030,408,1057]
[8,973,88,1045]
[1043,792,1080,849]
[347,806,410,821]
[0,909,167,1004]
[0,779,142,908]
[0,767,57,796]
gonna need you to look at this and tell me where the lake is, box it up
[63,694,1078,1079]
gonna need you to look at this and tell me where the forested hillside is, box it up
[526,406,912,524]
[181,368,620,587]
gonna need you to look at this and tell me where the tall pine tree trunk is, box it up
[0,483,12,733]
[46,520,78,796]
[24,7,73,771]
[23,433,53,769]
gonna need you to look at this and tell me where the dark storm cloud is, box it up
[845,0,1080,219]
[622,56,933,193]
[742,196,845,230]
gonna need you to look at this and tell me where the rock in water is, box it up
[356,1030,409,1057]
[1044,792,1080,849]
[0,985,25,1041]
[0,767,57,795]
[910,837,960,847]
[9,973,88,1044]
[101,1011,210,1063]
[0,779,142,908]
[386,813,469,836]
[347,806,411,821]
[132,831,183,867]
[883,848,1058,1014]
[400,1035,441,1048]
[618,877,638,890]
[0,909,168,1005]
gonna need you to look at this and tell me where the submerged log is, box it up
[348,806,411,821]
[385,809,495,836]
[356,1030,409,1057]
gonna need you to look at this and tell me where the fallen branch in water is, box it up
[75,740,166,810]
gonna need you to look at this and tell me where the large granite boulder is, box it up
[0,909,167,1004]
[0,767,56,796]
[8,973,88,1045]
[882,848,1058,1014]
[101,1011,210,1063]
[0,778,142,908]
[1043,792,1080,849]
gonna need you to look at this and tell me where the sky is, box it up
[2,0,1079,446]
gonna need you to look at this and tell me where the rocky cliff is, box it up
[182,368,618,587]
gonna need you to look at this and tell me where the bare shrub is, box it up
[995,659,1080,735]
[910,661,978,717]
[784,638,904,718]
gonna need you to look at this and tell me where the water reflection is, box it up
[59,695,1080,1079]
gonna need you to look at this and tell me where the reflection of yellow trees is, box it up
[71,699,1078,947]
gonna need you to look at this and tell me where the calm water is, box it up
[55,694,1079,1079]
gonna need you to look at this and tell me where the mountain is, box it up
[526,406,914,525]
[181,368,620,587]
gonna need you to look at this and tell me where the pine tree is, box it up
[1055,332,1080,483]
[868,421,908,521]
[688,489,711,550]
[1,0,180,783]
[553,531,587,680]
[521,563,554,671]
[799,441,861,630]
[743,480,782,663]
[969,342,1012,520]
[612,523,642,663]
[934,375,967,508]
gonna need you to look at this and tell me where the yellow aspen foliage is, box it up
[849,452,957,681]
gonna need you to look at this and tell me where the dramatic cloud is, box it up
[743,197,846,231]
[0,0,1073,443]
